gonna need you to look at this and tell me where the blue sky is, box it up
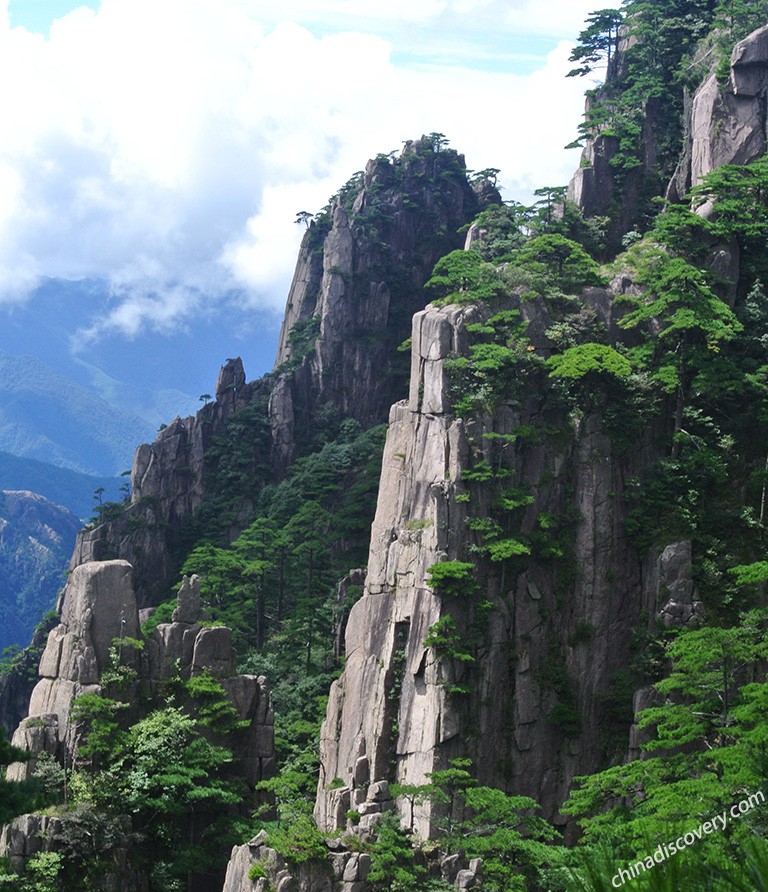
[9,0,97,33]
[0,0,598,343]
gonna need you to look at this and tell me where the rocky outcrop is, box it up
[566,97,660,249]
[0,812,142,891]
[269,139,485,469]
[315,304,476,835]
[222,821,483,892]
[313,292,682,837]
[669,24,768,200]
[570,23,768,247]
[70,359,267,606]
[5,562,273,790]
[7,560,137,776]
[70,140,484,603]
[654,540,704,629]
[223,830,373,892]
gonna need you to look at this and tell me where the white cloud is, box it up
[0,0,594,337]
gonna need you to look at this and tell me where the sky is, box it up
[0,0,599,348]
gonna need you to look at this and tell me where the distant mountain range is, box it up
[0,490,81,655]
[0,277,280,429]
[0,349,156,476]
[0,451,121,521]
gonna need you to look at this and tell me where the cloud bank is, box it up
[0,0,595,338]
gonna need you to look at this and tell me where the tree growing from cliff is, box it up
[389,759,565,890]
[567,8,625,78]
[425,249,507,305]
[514,233,605,293]
[619,251,741,456]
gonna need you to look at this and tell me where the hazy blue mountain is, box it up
[0,490,81,653]
[0,451,121,521]
[0,277,281,427]
[0,349,156,476]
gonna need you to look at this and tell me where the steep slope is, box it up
[9,14,768,887]
[313,291,663,834]
[270,138,483,469]
[307,12,768,859]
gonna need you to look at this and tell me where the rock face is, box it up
[5,562,273,792]
[70,359,266,607]
[221,827,482,892]
[570,23,768,243]
[7,560,136,776]
[667,24,768,200]
[314,294,683,836]
[269,139,484,469]
[566,98,659,248]
[0,813,142,891]
[315,304,477,835]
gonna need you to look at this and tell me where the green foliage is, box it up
[469,203,532,261]
[115,705,240,815]
[487,537,531,561]
[548,342,631,381]
[184,669,249,734]
[367,812,432,890]
[537,642,582,738]
[22,852,64,892]
[513,234,605,293]
[248,862,268,881]
[98,636,143,691]
[0,727,41,824]
[139,597,175,637]
[564,610,768,873]
[425,561,477,597]
[447,308,541,417]
[267,815,328,865]
[567,8,625,78]
[425,249,507,306]
[278,315,321,372]
[424,616,475,663]
[730,561,768,585]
